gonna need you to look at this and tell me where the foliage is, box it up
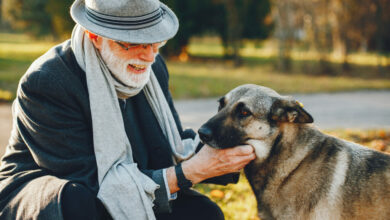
[326,129,390,153]
[195,129,390,219]
[272,0,390,72]
[2,0,74,39]
[161,0,272,60]
[2,0,52,37]
[161,0,221,56]
[2,0,272,58]
[45,0,75,39]
[216,0,273,64]
[2,0,390,73]
[194,173,260,220]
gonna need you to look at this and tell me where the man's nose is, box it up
[139,45,157,62]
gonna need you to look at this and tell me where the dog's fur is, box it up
[198,84,390,220]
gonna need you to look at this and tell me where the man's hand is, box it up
[166,144,256,194]
[182,144,256,184]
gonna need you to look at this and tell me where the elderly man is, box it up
[0,0,255,219]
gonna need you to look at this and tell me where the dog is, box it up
[198,84,390,220]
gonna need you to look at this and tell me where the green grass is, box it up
[188,37,390,66]
[1,32,390,101]
[194,129,390,220]
[0,33,57,101]
[167,60,390,99]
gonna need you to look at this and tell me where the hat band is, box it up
[85,6,165,30]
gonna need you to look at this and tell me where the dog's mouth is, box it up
[200,138,249,150]
[200,139,221,149]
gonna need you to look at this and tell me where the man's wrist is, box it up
[181,159,204,185]
[162,168,178,200]
[175,163,193,189]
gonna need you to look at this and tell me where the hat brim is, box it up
[70,0,179,44]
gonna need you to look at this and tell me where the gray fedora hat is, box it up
[70,0,179,44]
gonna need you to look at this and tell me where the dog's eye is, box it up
[239,109,251,118]
[236,102,251,118]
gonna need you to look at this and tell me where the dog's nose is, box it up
[198,126,213,143]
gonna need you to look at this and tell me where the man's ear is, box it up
[92,36,103,50]
[270,99,314,124]
[85,31,103,50]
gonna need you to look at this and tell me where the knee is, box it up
[200,200,224,220]
[186,196,224,220]
[61,182,97,220]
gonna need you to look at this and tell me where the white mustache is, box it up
[127,59,153,66]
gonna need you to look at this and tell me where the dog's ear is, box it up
[270,99,313,123]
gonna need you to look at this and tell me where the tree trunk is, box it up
[374,0,384,74]
[223,0,243,66]
[274,0,293,72]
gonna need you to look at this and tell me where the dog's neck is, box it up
[244,123,320,214]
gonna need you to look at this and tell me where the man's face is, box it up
[98,38,161,88]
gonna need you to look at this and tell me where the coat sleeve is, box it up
[13,64,99,191]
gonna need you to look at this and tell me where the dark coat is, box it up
[0,40,237,219]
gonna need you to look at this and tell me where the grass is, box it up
[167,37,390,99]
[194,129,390,220]
[188,37,390,66]
[0,33,56,101]
[167,61,390,99]
[1,32,390,102]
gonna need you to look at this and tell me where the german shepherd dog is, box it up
[198,84,390,220]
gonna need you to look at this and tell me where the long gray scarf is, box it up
[71,24,199,220]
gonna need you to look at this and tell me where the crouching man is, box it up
[0,0,256,219]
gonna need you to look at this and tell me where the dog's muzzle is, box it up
[198,126,213,143]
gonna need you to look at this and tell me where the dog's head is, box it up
[198,84,313,150]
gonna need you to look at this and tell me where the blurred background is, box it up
[1,0,390,219]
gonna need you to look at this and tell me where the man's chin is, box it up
[125,69,151,88]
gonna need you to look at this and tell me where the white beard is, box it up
[100,39,153,88]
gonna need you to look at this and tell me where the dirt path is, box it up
[0,104,12,157]
[175,90,390,131]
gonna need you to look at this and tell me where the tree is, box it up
[162,0,272,63]
[3,0,51,37]
[45,0,75,39]
[210,0,273,65]
[2,0,73,39]
[273,0,296,72]
[161,0,225,57]
[4,0,273,62]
